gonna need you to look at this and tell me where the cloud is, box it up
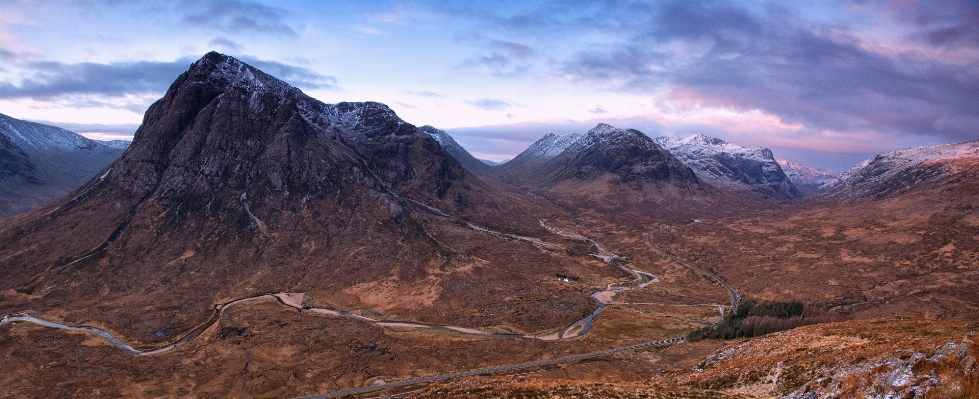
[0,53,338,106]
[590,107,606,114]
[553,1,979,144]
[466,98,514,111]
[181,0,297,37]
[864,0,979,49]
[356,4,437,35]
[0,56,193,100]
[208,37,243,52]
[236,56,338,90]
[406,90,445,98]
[459,35,537,76]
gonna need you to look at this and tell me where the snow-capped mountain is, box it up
[654,134,800,199]
[776,158,838,195]
[502,124,704,193]
[419,125,490,175]
[0,114,125,218]
[821,140,979,202]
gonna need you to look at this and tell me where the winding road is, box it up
[292,225,741,398]
[0,222,739,398]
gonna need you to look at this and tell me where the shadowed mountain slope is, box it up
[0,114,125,218]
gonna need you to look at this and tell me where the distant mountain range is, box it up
[479,158,509,166]
[0,114,128,218]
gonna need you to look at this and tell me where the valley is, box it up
[1,52,976,398]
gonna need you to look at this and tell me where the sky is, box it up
[1,0,977,171]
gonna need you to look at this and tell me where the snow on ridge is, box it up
[826,140,979,196]
[872,140,979,166]
[572,123,659,153]
[0,113,106,151]
[546,133,585,156]
[519,132,584,158]
[654,133,775,164]
[776,158,838,193]
[419,125,457,148]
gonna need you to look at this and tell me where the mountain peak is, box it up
[587,123,619,135]
[682,133,726,146]
[181,52,299,98]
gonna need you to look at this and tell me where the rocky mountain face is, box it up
[821,140,979,203]
[776,157,838,195]
[0,52,599,343]
[654,134,800,200]
[419,125,491,176]
[0,114,126,219]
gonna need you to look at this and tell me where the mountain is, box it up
[419,125,491,175]
[776,158,838,195]
[821,140,979,203]
[531,124,701,188]
[0,52,601,344]
[0,114,126,219]
[654,134,800,200]
[496,124,716,219]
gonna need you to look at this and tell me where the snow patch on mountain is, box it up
[776,158,838,195]
[0,114,126,218]
[419,125,490,174]
[654,134,800,199]
[822,140,979,202]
